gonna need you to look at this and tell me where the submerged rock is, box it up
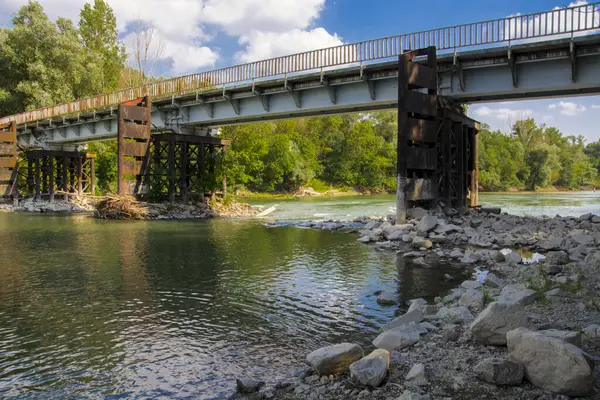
[376,292,397,305]
[507,328,594,396]
[306,343,363,375]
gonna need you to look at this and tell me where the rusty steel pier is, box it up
[396,46,479,222]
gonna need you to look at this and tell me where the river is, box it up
[0,192,598,399]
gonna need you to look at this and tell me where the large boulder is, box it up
[380,309,423,331]
[407,298,427,313]
[306,343,364,375]
[507,328,594,396]
[497,289,538,306]
[539,329,582,347]
[417,215,438,233]
[470,301,529,345]
[349,349,390,387]
[373,324,421,351]
[473,358,523,385]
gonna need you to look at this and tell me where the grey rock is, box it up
[539,329,582,347]
[544,264,562,275]
[422,305,438,316]
[572,234,594,246]
[582,324,600,343]
[474,358,523,385]
[376,292,397,305]
[428,233,447,243]
[497,289,538,306]
[407,298,427,314]
[398,390,431,400]
[405,363,427,386]
[443,288,465,303]
[481,206,501,214]
[458,290,484,310]
[387,229,405,241]
[306,343,364,375]
[470,301,530,345]
[412,236,432,249]
[373,324,421,351]
[419,321,438,332]
[461,280,482,290]
[507,327,594,396]
[363,220,381,230]
[483,273,504,288]
[436,306,474,324]
[236,378,265,393]
[584,251,600,266]
[442,324,461,341]
[417,215,438,233]
[470,218,484,228]
[380,309,423,331]
[503,251,522,265]
[545,250,571,265]
[412,257,430,267]
[460,251,478,264]
[349,349,389,387]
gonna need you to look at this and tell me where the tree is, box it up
[0,1,100,115]
[125,19,165,87]
[79,0,126,91]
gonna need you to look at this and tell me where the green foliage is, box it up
[479,118,598,191]
[87,140,117,194]
[79,0,126,92]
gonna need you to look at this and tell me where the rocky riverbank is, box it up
[0,198,95,213]
[234,207,600,399]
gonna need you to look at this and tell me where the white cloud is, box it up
[472,106,533,121]
[2,0,340,76]
[548,101,587,116]
[592,104,600,109]
[236,28,342,63]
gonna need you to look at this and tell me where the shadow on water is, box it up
[0,213,469,399]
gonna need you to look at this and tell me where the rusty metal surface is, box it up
[406,63,437,90]
[122,142,149,158]
[0,2,598,127]
[120,105,150,122]
[407,119,438,142]
[121,124,150,140]
[405,92,437,116]
[0,156,17,168]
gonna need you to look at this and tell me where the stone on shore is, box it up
[483,273,504,288]
[407,298,427,314]
[306,343,364,375]
[417,215,438,233]
[497,288,538,306]
[236,378,265,393]
[376,292,397,305]
[436,306,474,324]
[461,280,482,290]
[349,349,390,387]
[473,358,523,386]
[458,290,484,310]
[405,363,427,386]
[545,250,570,265]
[470,301,529,345]
[583,324,600,344]
[380,309,423,331]
[373,324,421,351]
[503,251,522,265]
[412,236,432,249]
[408,207,428,219]
[507,327,594,396]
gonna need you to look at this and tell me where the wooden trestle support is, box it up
[117,96,230,201]
[25,151,95,200]
[0,121,18,200]
[396,46,479,224]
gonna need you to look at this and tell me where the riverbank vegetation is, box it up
[1,2,599,197]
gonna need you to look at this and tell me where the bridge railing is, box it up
[2,2,599,127]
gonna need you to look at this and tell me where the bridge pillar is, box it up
[149,134,230,203]
[24,150,95,200]
[0,122,18,201]
[117,96,152,196]
[397,47,479,222]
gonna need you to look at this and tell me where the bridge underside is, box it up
[10,35,600,148]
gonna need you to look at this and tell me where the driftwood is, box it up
[93,195,149,220]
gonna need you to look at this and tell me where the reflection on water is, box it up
[0,213,467,399]
[247,191,600,220]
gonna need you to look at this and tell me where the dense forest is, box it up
[1,1,599,195]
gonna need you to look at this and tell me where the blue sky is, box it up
[0,0,599,142]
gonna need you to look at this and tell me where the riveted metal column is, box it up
[471,129,479,207]
[396,54,409,224]
[168,135,175,203]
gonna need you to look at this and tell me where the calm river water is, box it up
[1,192,598,399]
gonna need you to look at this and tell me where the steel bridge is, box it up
[0,2,599,219]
